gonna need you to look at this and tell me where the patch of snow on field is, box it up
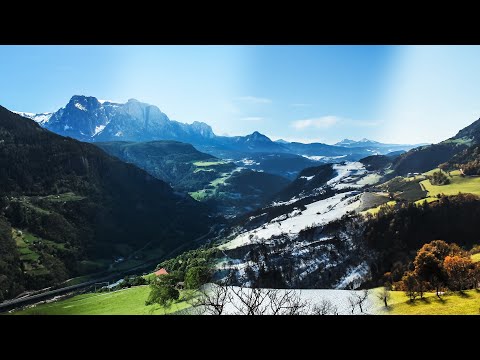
[270,197,302,207]
[356,173,381,186]
[302,155,325,161]
[201,285,374,315]
[240,158,260,166]
[327,162,366,186]
[221,191,361,250]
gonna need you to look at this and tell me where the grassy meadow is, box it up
[12,286,192,315]
[374,288,480,315]
[421,170,480,197]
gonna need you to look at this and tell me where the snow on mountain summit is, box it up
[20,95,216,143]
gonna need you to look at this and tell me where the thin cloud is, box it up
[241,116,264,121]
[291,116,339,130]
[291,115,383,130]
[237,96,272,104]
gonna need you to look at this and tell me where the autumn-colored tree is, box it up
[448,243,468,257]
[424,240,452,259]
[401,271,419,301]
[444,255,472,291]
[414,250,445,296]
[414,244,446,298]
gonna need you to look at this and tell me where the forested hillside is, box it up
[0,107,212,299]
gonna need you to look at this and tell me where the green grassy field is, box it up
[414,197,440,205]
[189,189,211,201]
[374,288,480,315]
[12,229,66,271]
[472,253,480,263]
[441,138,474,146]
[12,286,192,315]
[189,172,231,201]
[210,173,230,186]
[420,170,480,197]
[361,201,397,215]
[423,168,442,176]
[39,192,86,202]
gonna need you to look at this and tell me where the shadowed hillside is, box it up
[0,107,212,299]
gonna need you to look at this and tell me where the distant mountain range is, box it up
[334,138,423,149]
[16,96,215,144]
[15,95,421,159]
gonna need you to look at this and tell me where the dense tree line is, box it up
[442,145,480,175]
[158,247,218,275]
[0,217,24,300]
[362,193,480,286]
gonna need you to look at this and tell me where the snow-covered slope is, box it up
[221,191,361,250]
[13,111,53,125]
[217,161,379,290]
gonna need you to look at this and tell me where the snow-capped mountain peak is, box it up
[19,95,217,143]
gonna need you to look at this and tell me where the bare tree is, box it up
[189,271,235,315]
[189,284,232,315]
[267,289,309,315]
[348,292,357,314]
[377,286,391,308]
[311,299,338,315]
[355,289,370,313]
[201,286,310,315]
[348,289,370,314]
[230,287,271,315]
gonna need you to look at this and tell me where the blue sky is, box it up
[2,45,480,144]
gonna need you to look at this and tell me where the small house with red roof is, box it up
[154,268,168,276]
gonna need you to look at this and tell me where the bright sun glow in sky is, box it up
[2,45,480,145]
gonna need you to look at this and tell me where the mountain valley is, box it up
[3,96,480,315]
